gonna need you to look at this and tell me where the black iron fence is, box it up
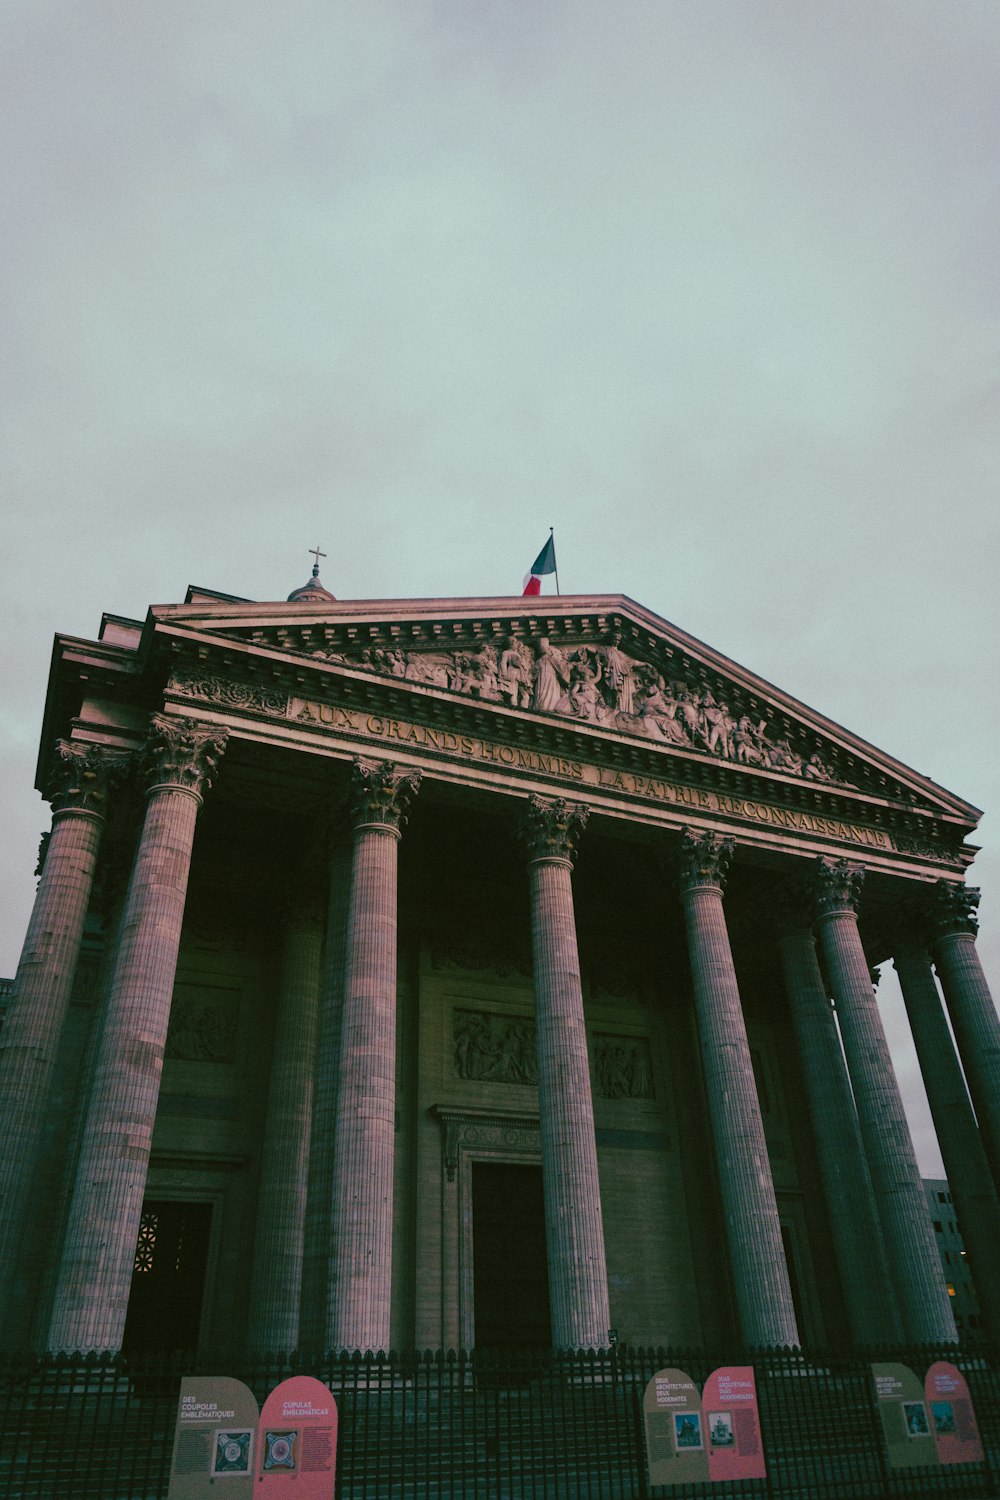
[0,1344,998,1500]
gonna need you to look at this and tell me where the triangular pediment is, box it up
[143,592,979,836]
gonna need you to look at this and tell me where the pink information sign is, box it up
[925,1361,984,1466]
[254,1375,338,1495]
[643,1364,766,1487]
[701,1366,766,1483]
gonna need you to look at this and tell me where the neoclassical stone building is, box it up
[2,570,999,1357]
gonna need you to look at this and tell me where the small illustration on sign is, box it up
[212,1431,252,1475]
[262,1431,297,1471]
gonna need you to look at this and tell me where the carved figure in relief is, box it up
[532,638,569,713]
[568,655,605,722]
[704,697,735,758]
[804,752,834,782]
[387,648,408,677]
[453,1010,538,1085]
[499,637,532,708]
[473,643,501,701]
[599,632,635,715]
[732,715,766,765]
[675,685,704,746]
[638,680,687,743]
[592,1035,654,1099]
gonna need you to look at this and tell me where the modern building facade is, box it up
[923,1178,984,1342]
[2,572,1000,1357]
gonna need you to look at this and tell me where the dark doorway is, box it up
[472,1163,550,1350]
[123,1200,212,1353]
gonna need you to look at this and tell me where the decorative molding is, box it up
[169,669,289,717]
[46,739,131,815]
[430,932,532,979]
[933,881,980,939]
[678,829,734,891]
[890,831,964,868]
[519,794,590,864]
[813,856,865,918]
[348,756,421,829]
[432,1104,540,1182]
[143,715,229,797]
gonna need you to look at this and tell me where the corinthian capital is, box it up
[813,856,865,918]
[934,881,980,939]
[519,795,590,864]
[348,757,421,830]
[46,739,131,815]
[679,829,734,892]
[143,715,229,797]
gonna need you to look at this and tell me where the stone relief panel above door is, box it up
[452,1008,655,1100]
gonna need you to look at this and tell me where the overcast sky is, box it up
[3,1,1000,1174]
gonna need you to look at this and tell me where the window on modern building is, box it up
[934,1220,942,1232]
[946,1283,956,1297]
[938,1191,947,1203]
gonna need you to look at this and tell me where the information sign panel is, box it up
[925,1361,984,1466]
[643,1367,706,1486]
[702,1365,765,1482]
[643,1364,766,1487]
[167,1377,259,1499]
[872,1362,938,1470]
[254,1375,338,1495]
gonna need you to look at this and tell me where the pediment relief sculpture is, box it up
[301,631,844,786]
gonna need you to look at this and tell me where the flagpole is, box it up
[551,526,560,595]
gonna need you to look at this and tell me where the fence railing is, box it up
[0,1344,998,1500]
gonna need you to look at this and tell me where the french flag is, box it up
[522,533,557,595]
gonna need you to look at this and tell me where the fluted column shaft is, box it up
[680,831,798,1348]
[0,742,125,1343]
[778,922,901,1344]
[814,859,955,1343]
[47,717,226,1353]
[248,905,323,1353]
[522,796,610,1352]
[300,834,352,1351]
[327,760,420,1354]
[895,936,1000,1342]
[933,884,1000,1198]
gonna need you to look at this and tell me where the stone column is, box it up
[0,741,128,1343]
[520,795,610,1352]
[813,858,955,1343]
[679,831,798,1348]
[248,897,323,1354]
[775,885,901,1344]
[933,883,1000,1198]
[894,919,1000,1343]
[300,820,352,1351]
[47,716,227,1353]
[326,758,420,1354]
